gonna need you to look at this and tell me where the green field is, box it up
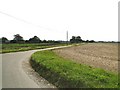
[30,50,118,88]
[0,43,67,53]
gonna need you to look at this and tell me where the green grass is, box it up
[30,50,118,88]
[0,43,67,53]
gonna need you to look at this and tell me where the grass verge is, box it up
[30,50,118,88]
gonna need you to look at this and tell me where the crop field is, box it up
[54,43,119,72]
[0,43,66,53]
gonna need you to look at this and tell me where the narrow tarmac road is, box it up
[2,46,71,88]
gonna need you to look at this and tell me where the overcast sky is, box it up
[0,0,119,41]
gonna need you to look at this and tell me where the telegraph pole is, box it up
[66,31,68,45]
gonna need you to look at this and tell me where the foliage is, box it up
[70,36,82,43]
[29,36,41,43]
[13,34,24,43]
[0,37,9,43]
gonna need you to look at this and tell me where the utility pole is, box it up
[66,31,68,45]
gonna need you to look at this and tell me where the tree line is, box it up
[0,34,62,44]
[70,36,95,43]
[2,34,115,44]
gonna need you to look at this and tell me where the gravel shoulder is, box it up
[22,58,56,88]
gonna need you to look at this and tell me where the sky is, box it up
[0,0,119,41]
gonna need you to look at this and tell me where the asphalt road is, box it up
[2,46,71,88]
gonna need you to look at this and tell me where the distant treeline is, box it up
[0,34,119,44]
[70,36,96,43]
[69,36,118,43]
[0,34,64,44]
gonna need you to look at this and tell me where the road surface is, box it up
[2,46,71,88]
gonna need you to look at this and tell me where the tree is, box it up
[72,36,76,40]
[10,40,17,43]
[13,34,24,43]
[76,36,82,43]
[42,40,47,43]
[29,36,41,43]
[86,40,89,43]
[70,36,82,43]
[89,40,95,43]
[70,36,75,43]
[0,37,9,43]
[25,40,29,43]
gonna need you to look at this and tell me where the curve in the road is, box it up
[2,45,71,88]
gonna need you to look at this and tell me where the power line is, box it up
[0,11,33,24]
[0,11,68,40]
[0,11,53,30]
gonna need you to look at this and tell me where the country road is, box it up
[1,46,71,88]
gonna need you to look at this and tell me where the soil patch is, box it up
[54,43,118,72]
